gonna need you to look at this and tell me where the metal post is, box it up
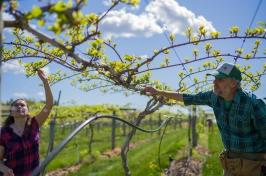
[191,105,197,147]
[111,111,116,150]
[188,106,192,156]
[41,91,61,176]
[149,117,153,137]
[119,108,137,136]
[47,90,61,152]
[158,113,161,136]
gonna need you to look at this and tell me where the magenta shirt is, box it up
[0,117,40,176]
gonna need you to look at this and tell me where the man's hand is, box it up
[143,86,158,95]
[144,86,183,102]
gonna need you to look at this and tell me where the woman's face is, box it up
[10,99,29,118]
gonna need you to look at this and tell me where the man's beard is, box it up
[213,88,223,96]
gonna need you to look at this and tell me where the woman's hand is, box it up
[3,168,14,176]
[37,69,48,82]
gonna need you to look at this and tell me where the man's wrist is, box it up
[156,89,162,95]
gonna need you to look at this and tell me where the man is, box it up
[144,63,266,176]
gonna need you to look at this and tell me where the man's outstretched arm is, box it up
[144,86,184,102]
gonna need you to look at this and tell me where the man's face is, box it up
[213,77,237,98]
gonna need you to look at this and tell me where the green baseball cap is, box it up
[207,63,242,81]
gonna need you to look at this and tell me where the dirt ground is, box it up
[45,164,81,176]
[165,157,202,176]
[165,145,209,176]
[46,144,209,176]
[45,139,149,176]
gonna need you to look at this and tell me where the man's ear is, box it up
[230,79,238,88]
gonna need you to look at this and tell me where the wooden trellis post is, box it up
[111,111,116,150]
[119,108,137,136]
[191,105,198,147]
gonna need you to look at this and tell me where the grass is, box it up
[68,129,188,176]
[202,127,223,176]
[39,122,224,175]
[39,123,184,173]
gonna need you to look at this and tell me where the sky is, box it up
[1,0,266,111]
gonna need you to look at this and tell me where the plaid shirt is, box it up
[0,117,40,176]
[183,90,266,153]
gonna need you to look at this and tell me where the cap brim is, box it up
[206,71,228,78]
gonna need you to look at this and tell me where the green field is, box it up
[39,120,224,175]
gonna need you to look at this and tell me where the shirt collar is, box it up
[231,89,241,104]
[217,89,241,104]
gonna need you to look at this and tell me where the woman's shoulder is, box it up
[26,117,40,131]
[0,125,10,134]
[0,125,12,144]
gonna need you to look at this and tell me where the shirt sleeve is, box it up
[0,128,4,146]
[31,117,40,131]
[183,91,213,107]
[252,99,266,139]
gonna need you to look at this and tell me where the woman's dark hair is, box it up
[3,99,29,127]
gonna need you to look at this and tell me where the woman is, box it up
[0,69,53,176]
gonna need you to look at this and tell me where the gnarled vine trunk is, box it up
[120,99,163,176]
